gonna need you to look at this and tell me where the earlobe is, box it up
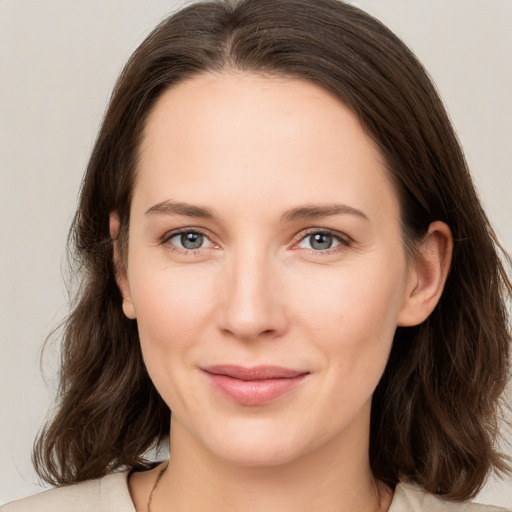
[109,212,137,320]
[397,221,453,327]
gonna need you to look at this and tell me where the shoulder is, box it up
[390,481,511,512]
[1,471,135,512]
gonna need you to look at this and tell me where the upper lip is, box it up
[203,365,309,381]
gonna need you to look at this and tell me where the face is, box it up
[117,72,421,467]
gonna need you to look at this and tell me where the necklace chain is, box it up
[147,462,169,512]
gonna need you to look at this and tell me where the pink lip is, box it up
[202,365,309,405]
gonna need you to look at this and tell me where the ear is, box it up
[110,212,136,320]
[397,221,453,327]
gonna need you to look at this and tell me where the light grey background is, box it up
[1,0,511,506]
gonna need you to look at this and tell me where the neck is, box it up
[149,414,392,512]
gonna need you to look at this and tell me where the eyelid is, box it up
[292,227,353,252]
[159,226,352,254]
[161,227,218,252]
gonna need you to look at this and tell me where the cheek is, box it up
[128,264,220,412]
[292,260,406,336]
[288,254,408,386]
[129,263,217,354]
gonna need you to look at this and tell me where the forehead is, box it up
[133,71,399,220]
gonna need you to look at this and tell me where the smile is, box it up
[202,365,310,406]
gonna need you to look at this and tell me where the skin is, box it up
[112,71,453,512]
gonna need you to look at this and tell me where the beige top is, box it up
[2,471,510,512]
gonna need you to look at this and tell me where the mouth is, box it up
[202,365,310,406]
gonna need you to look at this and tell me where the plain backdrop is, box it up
[1,0,511,506]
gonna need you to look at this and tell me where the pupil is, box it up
[311,233,332,250]
[181,232,203,249]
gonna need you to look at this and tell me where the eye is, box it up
[166,230,214,251]
[296,230,349,251]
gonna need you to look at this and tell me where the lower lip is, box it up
[205,373,308,405]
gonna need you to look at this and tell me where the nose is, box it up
[216,247,288,341]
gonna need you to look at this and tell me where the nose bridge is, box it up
[219,240,286,340]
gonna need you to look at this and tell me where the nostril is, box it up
[216,276,288,340]
[221,327,276,339]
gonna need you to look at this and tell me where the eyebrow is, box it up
[145,200,368,223]
[145,200,215,219]
[281,204,369,223]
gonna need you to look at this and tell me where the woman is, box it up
[3,0,511,510]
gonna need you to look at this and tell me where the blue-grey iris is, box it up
[311,233,333,250]
[181,232,203,249]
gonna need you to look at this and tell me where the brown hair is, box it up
[33,0,511,501]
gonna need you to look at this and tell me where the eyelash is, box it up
[161,227,352,255]
[296,228,352,255]
[161,228,216,255]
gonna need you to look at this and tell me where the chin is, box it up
[196,419,317,468]
[214,441,303,468]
